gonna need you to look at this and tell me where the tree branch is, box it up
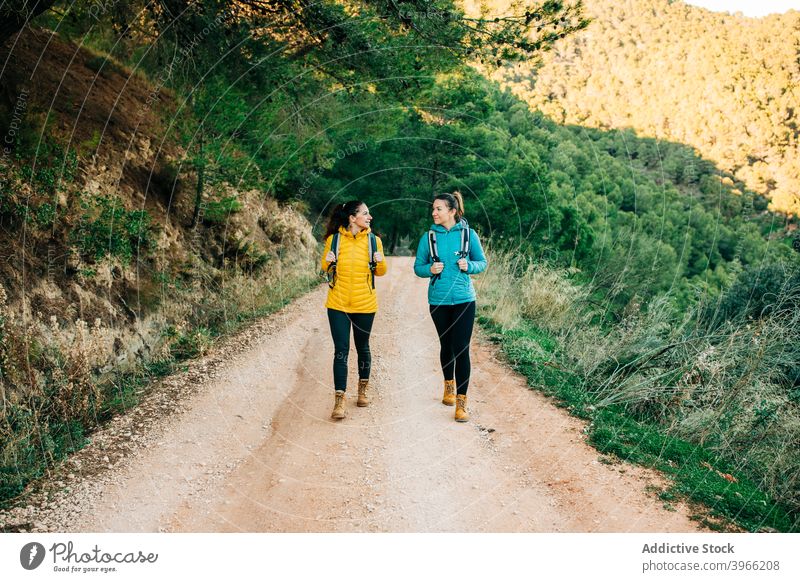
[0,0,58,46]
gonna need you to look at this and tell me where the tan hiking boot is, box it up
[357,379,370,407]
[455,394,469,422]
[331,390,346,420]
[442,379,456,406]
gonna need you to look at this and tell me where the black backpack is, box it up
[427,218,471,286]
[326,231,378,290]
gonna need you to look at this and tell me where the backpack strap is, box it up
[333,232,341,257]
[326,232,341,289]
[457,218,471,259]
[427,230,439,262]
[368,232,377,290]
[428,229,441,286]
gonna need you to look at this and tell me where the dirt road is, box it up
[1,258,702,533]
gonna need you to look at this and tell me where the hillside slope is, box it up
[488,0,800,216]
[0,28,317,503]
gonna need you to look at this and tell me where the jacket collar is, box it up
[338,225,372,238]
[430,219,466,234]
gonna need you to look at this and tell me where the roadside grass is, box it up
[478,315,795,532]
[0,270,320,511]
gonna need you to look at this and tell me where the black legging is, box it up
[429,301,476,395]
[327,308,375,392]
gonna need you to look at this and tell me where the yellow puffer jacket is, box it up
[321,226,387,313]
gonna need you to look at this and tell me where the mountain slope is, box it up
[489,0,800,216]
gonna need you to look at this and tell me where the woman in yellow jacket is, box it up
[320,200,387,420]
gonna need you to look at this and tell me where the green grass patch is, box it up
[478,315,592,418]
[85,55,128,77]
[202,196,243,224]
[0,416,88,506]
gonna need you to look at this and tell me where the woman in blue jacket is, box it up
[413,191,487,422]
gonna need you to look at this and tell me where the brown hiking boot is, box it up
[442,379,456,406]
[455,394,469,422]
[331,390,346,420]
[357,379,370,407]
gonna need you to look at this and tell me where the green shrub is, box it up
[78,130,101,157]
[162,325,214,361]
[202,195,243,224]
[33,202,56,228]
[711,262,800,323]
[72,194,157,264]
[0,125,78,233]
[15,134,78,195]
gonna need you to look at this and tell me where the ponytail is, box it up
[324,200,364,240]
[433,191,465,221]
[451,190,464,220]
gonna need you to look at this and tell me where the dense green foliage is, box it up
[494,0,800,216]
[32,0,587,215]
[309,69,796,315]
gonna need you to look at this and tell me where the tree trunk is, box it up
[0,1,57,47]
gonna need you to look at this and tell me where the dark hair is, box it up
[433,190,464,221]
[324,200,364,239]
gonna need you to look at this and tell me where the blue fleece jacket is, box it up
[413,220,488,305]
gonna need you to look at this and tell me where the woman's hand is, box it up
[373,251,384,263]
[457,258,468,272]
[325,251,336,263]
[431,262,444,275]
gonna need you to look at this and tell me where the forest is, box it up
[493,0,800,216]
